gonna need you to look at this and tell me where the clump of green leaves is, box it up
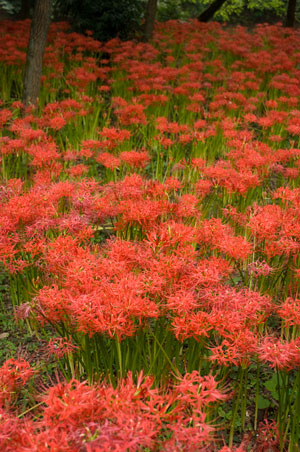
[157,0,294,25]
[53,0,147,41]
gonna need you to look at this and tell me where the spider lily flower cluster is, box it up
[0,18,300,451]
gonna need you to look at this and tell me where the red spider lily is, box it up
[255,419,280,452]
[120,150,150,168]
[258,336,300,371]
[248,259,274,277]
[164,176,182,192]
[5,371,217,451]
[48,116,66,130]
[171,310,212,342]
[156,117,189,135]
[191,158,206,171]
[98,127,131,150]
[96,152,120,169]
[205,286,272,322]
[26,142,60,168]
[0,407,32,452]
[113,98,146,126]
[209,330,259,368]
[47,337,79,359]
[277,297,300,327]
[136,93,168,107]
[247,203,300,258]
[195,179,213,199]
[203,163,260,195]
[67,164,89,177]
[175,194,200,219]
[116,198,171,230]
[0,359,33,407]
[14,303,32,321]
[0,109,12,127]
[163,418,214,452]
[197,218,252,260]
[175,371,227,408]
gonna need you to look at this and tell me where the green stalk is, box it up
[17,401,45,418]
[240,367,248,431]
[149,327,180,379]
[277,370,284,452]
[254,362,260,431]
[289,368,300,451]
[229,367,244,448]
[115,338,123,378]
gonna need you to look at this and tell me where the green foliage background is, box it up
[0,0,297,40]
[53,0,147,41]
[157,0,289,23]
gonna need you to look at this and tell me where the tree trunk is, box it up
[143,0,158,41]
[22,0,52,107]
[198,0,228,22]
[285,0,296,27]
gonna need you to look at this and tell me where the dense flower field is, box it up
[0,18,300,451]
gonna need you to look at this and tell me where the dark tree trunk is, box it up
[143,0,158,41]
[286,0,297,27]
[22,0,52,107]
[198,0,228,22]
